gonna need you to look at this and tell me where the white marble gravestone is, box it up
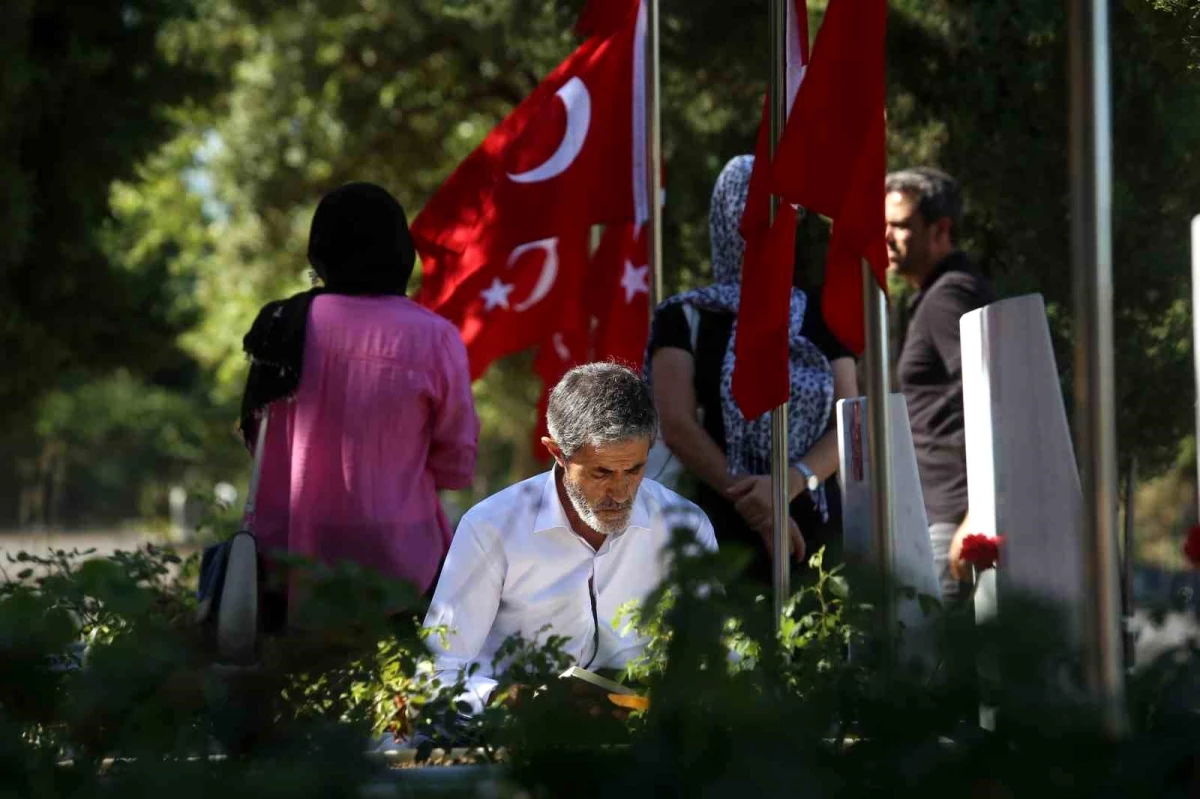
[960,294,1085,647]
[837,394,941,662]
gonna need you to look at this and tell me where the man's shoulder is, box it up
[936,267,992,293]
[919,262,995,319]
[929,258,994,299]
[637,479,712,533]
[459,472,549,532]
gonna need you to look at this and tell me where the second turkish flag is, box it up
[414,3,650,381]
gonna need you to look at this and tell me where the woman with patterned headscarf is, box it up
[645,156,858,584]
[241,182,479,621]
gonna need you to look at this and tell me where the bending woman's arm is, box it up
[728,357,859,532]
[650,347,735,495]
[792,356,859,483]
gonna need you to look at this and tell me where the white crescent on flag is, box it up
[507,237,560,311]
[507,78,592,184]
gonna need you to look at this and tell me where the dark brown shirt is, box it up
[897,252,996,525]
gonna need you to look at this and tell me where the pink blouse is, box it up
[254,294,479,595]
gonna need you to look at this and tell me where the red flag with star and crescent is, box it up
[770,0,888,356]
[731,0,812,421]
[530,220,651,457]
[589,222,651,368]
[413,1,650,379]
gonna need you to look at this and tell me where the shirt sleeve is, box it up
[422,515,506,713]
[695,512,718,553]
[661,503,719,555]
[647,303,693,357]
[428,327,480,491]
[926,277,994,379]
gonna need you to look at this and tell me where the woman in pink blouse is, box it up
[239,182,479,614]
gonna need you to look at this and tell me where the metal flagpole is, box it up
[1191,214,1200,510]
[646,0,664,314]
[862,260,894,634]
[1121,457,1136,668]
[1067,0,1126,736]
[769,0,791,625]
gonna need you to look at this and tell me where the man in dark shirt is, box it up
[887,168,996,603]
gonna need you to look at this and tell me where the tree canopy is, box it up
[2,0,1199,543]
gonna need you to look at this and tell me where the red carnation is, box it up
[1184,525,1200,568]
[959,534,1003,572]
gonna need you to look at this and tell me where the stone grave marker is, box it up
[960,293,1085,646]
[837,394,941,663]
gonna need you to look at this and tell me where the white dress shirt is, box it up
[423,470,717,711]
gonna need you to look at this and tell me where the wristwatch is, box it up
[795,462,820,494]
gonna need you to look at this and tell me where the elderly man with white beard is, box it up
[423,362,717,713]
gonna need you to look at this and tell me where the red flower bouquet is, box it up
[959,534,1004,572]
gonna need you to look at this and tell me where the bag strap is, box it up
[682,303,701,351]
[240,412,270,533]
[680,304,706,425]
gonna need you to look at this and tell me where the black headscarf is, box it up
[238,182,415,448]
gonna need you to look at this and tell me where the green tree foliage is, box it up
[0,2,229,526]
[0,537,1194,796]
[887,0,1200,475]
[3,0,1199,530]
[0,1,219,417]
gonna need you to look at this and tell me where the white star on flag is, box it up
[479,277,515,311]
[620,261,649,304]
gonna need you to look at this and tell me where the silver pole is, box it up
[769,0,791,624]
[646,0,664,313]
[1191,214,1200,508]
[1121,457,1136,667]
[862,262,894,632]
[1068,0,1126,736]
[243,413,271,533]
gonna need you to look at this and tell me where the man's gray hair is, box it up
[545,362,658,460]
[885,167,963,242]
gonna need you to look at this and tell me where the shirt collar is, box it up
[532,468,653,535]
[910,250,969,309]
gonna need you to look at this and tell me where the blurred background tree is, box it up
[1,0,1198,566]
[0,0,223,526]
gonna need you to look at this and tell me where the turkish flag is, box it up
[576,0,640,38]
[530,239,593,459]
[413,5,649,321]
[530,319,590,460]
[770,0,888,356]
[452,228,591,380]
[732,0,811,421]
[530,221,650,460]
[589,223,651,369]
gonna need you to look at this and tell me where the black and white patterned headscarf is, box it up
[648,155,835,516]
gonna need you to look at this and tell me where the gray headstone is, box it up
[961,293,1085,645]
[837,394,941,663]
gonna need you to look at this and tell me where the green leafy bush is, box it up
[0,534,1196,798]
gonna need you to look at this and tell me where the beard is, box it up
[562,473,635,536]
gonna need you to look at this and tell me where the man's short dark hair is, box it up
[885,167,963,242]
[546,363,658,459]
